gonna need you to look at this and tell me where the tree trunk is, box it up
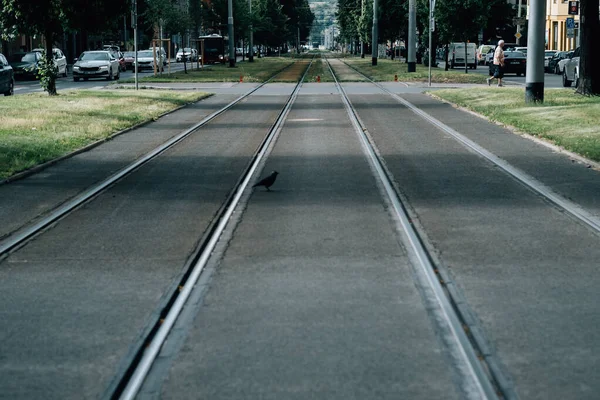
[444,44,449,71]
[45,30,57,96]
[576,0,600,95]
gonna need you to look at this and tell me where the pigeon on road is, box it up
[253,171,279,191]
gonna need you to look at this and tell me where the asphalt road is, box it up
[437,60,564,87]
[12,58,246,94]
[1,81,600,399]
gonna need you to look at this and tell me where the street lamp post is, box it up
[228,0,235,67]
[371,0,378,65]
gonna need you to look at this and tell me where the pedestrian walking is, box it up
[487,40,505,87]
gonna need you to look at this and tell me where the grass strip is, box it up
[0,89,210,179]
[304,59,335,82]
[119,57,294,83]
[431,87,600,162]
[344,58,487,83]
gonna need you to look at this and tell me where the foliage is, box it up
[252,0,289,48]
[36,50,59,95]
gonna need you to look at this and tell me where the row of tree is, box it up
[336,0,599,95]
[0,0,315,95]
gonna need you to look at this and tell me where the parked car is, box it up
[547,51,570,74]
[9,51,42,80]
[148,47,168,66]
[32,47,68,77]
[485,48,495,65]
[489,50,526,76]
[544,50,557,69]
[117,51,127,72]
[72,50,120,81]
[448,42,477,69]
[134,50,164,71]
[556,51,574,75]
[514,46,528,56]
[122,51,135,70]
[477,44,495,65]
[176,48,197,62]
[0,52,15,96]
[563,47,580,87]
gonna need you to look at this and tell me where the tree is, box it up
[434,0,488,72]
[0,0,64,95]
[576,0,600,95]
[253,0,289,49]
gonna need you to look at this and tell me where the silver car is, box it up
[562,47,580,87]
[134,50,165,72]
[32,48,68,77]
[72,51,120,81]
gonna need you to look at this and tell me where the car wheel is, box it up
[116,70,120,80]
[575,75,579,88]
[562,70,572,87]
[106,68,113,80]
[4,78,14,96]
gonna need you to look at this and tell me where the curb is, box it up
[427,92,600,170]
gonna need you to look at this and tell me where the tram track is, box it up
[0,59,310,260]
[331,57,600,235]
[112,56,315,399]
[324,56,504,400]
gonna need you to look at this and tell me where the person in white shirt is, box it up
[487,40,505,87]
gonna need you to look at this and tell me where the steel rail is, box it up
[325,57,500,400]
[0,64,298,258]
[336,57,600,235]
[117,57,315,400]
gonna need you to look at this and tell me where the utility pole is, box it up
[249,0,254,62]
[525,0,546,102]
[516,0,523,45]
[360,0,365,58]
[428,0,435,85]
[132,0,138,90]
[228,0,235,67]
[371,0,378,65]
[408,0,416,72]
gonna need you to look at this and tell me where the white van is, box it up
[449,42,477,69]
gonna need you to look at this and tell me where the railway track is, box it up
[321,57,503,400]
[3,53,599,399]
[0,59,312,259]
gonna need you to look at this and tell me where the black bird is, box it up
[253,171,279,191]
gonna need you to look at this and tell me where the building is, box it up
[545,0,580,50]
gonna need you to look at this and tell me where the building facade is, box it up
[545,0,580,51]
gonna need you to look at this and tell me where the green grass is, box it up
[0,89,210,179]
[344,58,487,83]
[118,57,294,83]
[431,88,600,162]
[304,59,335,82]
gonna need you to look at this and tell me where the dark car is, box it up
[489,51,526,76]
[547,51,570,74]
[123,51,135,70]
[0,53,15,95]
[9,51,42,80]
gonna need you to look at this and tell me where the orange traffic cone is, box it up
[240,75,243,83]
[317,75,321,83]
[394,74,398,82]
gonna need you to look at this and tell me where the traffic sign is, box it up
[566,17,575,38]
[515,32,522,39]
[568,1,579,15]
